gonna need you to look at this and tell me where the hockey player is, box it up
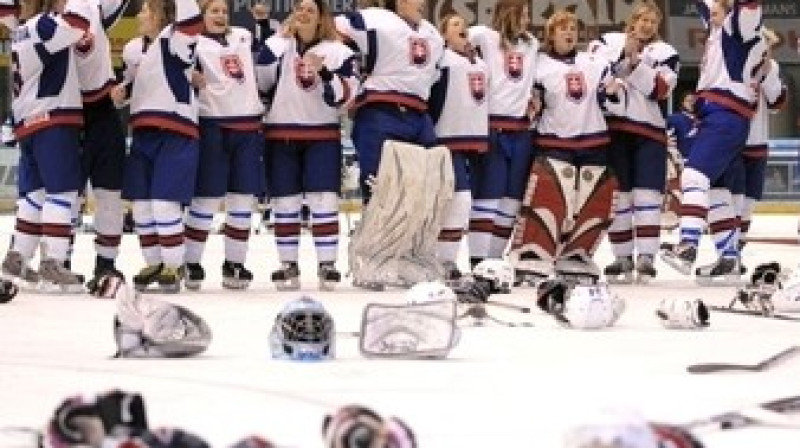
[590,1,679,283]
[1,0,93,292]
[181,0,265,291]
[509,9,618,285]
[659,0,764,277]
[738,28,786,250]
[256,0,358,291]
[122,0,202,293]
[428,13,489,281]
[334,0,444,205]
[74,0,130,291]
[466,0,538,268]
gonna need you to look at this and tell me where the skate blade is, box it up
[353,281,386,292]
[3,275,40,292]
[318,279,339,291]
[39,282,85,294]
[636,273,655,285]
[184,280,202,291]
[274,280,300,291]
[658,251,692,275]
[606,273,635,285]
[223,278,251,290]
[159,284,181,294]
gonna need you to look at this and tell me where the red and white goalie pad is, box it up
[359,300,460,359]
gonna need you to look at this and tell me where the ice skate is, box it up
[604,256,634,284]
[352,278,386,291]
[659,242,696,275]
[635,254,657,284]
[514,252,552,288]
[442,261,463,285]
[86,257,121,293]
[695,257,742,286]
[555,256,600,286]
[39,258,85,294]
[513,269,548,288]
[317,262,341,291]
[222,261,253,290]
[183,263,205,291]
[271,262,300,291]
[2,251,40,289]
[133,264,163,292]
[157,266,183,293]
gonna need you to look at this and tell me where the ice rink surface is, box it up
[1,214,799,447]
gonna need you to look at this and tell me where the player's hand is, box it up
[281,14,297,37]
[109,84,127,107]
[604,78,623,96]
[303,53,325,73]
[191,70,206,89]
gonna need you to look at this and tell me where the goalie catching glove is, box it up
[359,282,461,359]
[656,297,709,329]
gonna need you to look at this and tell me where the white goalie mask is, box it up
[656,297,710,329]
[563,284,624,330]
[472,259,514,293]
[771,275,800,313]
[270,296,335,361]
[405,281,457,305]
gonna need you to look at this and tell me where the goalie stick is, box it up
[709,305,800,322]
[678,395,800,431]
[687,346,800,374]
[743,236,800,246]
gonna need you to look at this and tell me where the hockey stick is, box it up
[709,305,800,322]
[679,395,800,431]
[743,236,800,246]
[486,300,531,314]
[687,346,800,373]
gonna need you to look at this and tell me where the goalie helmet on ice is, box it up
[270,296,335,361]
[358,282,461,359]
[92,273,212,358]
[472,259,514,293]
[537,280,624,329]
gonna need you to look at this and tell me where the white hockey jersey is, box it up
[73,0,128,103]
[10,1,91,140]
[533,51,613,151]
[196,27,264,130]
[468,25,538,131]
[256,35,358,141]
[429,48,489,153]
[696,0,764,118]
[589,32,679,144]
[334,8,443,112]
[129,0,202,139]
[744,59,786,158]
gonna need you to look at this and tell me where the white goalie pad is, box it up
[349,140,455,287]
[359,300,460,359]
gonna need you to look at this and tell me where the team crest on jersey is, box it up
[565,71,586,103]
[221,55,245,83]
[505,51,524,81]
[468,72,486,103]
[409,37,430,66]
[294,57,318,90]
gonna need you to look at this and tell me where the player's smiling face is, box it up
[203,0,229,34]
[137,2,160,38]
[552,21,578,54]
[631,10,659,41]
[293,0,320,35]
[443,16,468,53]
[398,0,425,26]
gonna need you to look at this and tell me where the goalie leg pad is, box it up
[561,164,617,261]
[509,158,573,276]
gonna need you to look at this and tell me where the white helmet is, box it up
[656,297,710,329]
[771,274,800,313]
[405,281,456,305]
[472,259,514,293]
[563,284,622,330]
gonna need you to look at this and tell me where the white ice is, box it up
[0,214,799,448]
